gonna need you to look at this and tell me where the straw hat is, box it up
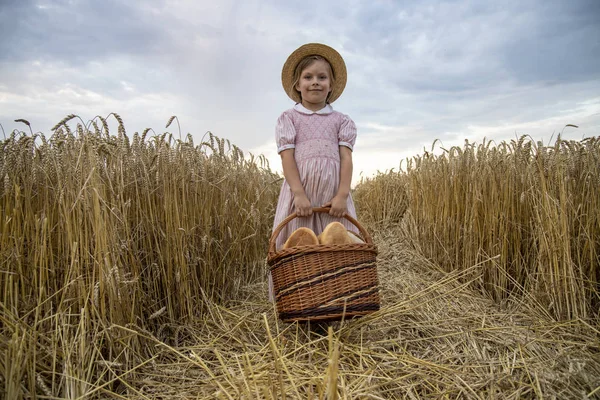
[281,43,347,104]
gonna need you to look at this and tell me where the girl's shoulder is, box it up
[331,110,355,125]
[277,108,296,121]
[331,110,352,118]
[276,108,295,120]
[280,107,296,115]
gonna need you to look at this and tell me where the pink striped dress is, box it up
[269,103,359,301]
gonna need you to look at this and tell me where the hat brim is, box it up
[281,43,347,104]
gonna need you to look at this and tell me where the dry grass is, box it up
[13,229,594,399]
[357,135,600,322]
[0,115,280,398]
[1,117,599,398]
[353,170,409,229]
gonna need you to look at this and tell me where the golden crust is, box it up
[283,227,319,249]
[318,222,353,245]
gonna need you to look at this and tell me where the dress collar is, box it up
[293,103,334,115]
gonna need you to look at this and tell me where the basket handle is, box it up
[268,207,373,254]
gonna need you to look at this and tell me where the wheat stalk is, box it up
[2,115,597,398]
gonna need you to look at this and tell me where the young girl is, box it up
[269,43,359,301]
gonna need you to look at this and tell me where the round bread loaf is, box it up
[318,222,353,245]
[347,230,365,244]
[283,227,319,249]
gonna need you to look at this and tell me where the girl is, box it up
[269,43,359,301]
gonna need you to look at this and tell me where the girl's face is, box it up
[295,59,332,111]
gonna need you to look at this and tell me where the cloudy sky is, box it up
[1,0,599,181]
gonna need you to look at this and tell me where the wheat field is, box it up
[1,116,598,399]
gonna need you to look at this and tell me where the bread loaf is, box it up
[283,227,319,249]
[318,222,353,245]
[347,230,365,244]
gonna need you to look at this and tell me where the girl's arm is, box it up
[280,149,312,216]
[325,146,353,217]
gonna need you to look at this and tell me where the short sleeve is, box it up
[338,114,357,151]
[275,112,296,153]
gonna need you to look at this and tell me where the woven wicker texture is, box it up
[268,208,379,322]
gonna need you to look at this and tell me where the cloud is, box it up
[1,0,599,180]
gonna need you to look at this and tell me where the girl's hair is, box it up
[290,55,336,103]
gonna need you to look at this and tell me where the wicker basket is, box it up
[267,208,380,322]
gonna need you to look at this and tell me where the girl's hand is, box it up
[323,195,347,218]
[294,194,313,217]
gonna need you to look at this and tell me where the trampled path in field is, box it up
[121,230,600,399]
